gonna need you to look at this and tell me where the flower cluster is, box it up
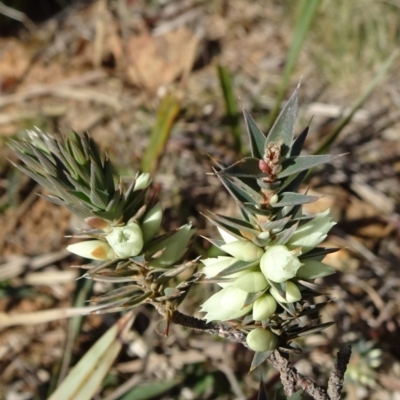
[10,130,196,316]
[199,87,339,355]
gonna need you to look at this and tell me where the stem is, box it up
[164,308,351,400]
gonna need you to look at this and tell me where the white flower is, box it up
[67,240,115,261]
[270,281,302,303]
[220,241,263,262]
[232,271,269,292]
[296,258,335,279]
[105,222,143,258]
[260,245,302,283]
[134,172,151,191]
[141,202,163,243]
[287,210,336,253]
[252,294,277,321]
[246,328,278,352]
[200,286,252,322]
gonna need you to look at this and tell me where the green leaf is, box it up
[217,157,265,178]
[244,291,265,307]
[117,378,182,400]
[260,216,291,231]
[299,247,339,260]
[91,285,141,303]
[314,50,399,155]
[265,85,299,156]
[217,65,242,152]
[271,192,319,208]
[278,154,339,178]
[271,222,299,246]
[141,93,180,173]
[208,212,261,238]
[243,110,266,159]
[217,173,263,206]
[93,291,153,314]
[257,381,268,400]
[278,169,308,194]
[288,321,334,340]
[267,0,321,127]
[146,224,195,267]
[216,259,259,277]
[290,125,309,157]
[48,312,134,400]
[250,350,273,371]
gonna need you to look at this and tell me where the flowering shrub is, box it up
[10,87,350,399]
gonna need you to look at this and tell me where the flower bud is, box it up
[270,281,301,303]
[252,294,277,321]
[287,210,336,253]
[141,203,163,243]
[200,286,253,322]
[296,259,335,279]
[260,245,302,283]
[270,194,279,204]
[105,222,143,258]
[67,240,115,261]
[246,328,278,352]
[218,227,241,244]
[232,271,269,293]
[220,241,263,262]
[134,172,151,191]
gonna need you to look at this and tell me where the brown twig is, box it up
[327,345,352,400]
[167,308,351,400]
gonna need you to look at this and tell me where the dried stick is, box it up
[168,309,351,400]
[327,345,352,400]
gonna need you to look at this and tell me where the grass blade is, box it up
[217,65,242,152]
[141,93,180,173]
[48,312,134,400]
[314,50,399,155]
[267,0,321,128]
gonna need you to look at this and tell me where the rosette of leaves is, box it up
[10,130,197,322]
[200,86,340,367]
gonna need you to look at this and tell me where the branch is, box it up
[168,309,351,400]
[327,345,352,400]
[269,350,328,399]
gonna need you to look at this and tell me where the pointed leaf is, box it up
[271,192,319,208]
[217,173,262,206]
[250,351,273,371]
[217,157,265,178]
[290,125,309,157]
[271,221,299,246]
[257,381,268,400]
[288,322,334,339]
[266,85,299,156]
[278,169,308,194]
[244,291,265,307]
[210,213,261,238]
[260,217,291,231]
[244,109,266,159]
[217,259,259,277]
[299,247,339,260]
[278,154,339,178]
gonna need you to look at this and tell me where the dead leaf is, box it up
[127,27,199,92]
[0,39,31,92]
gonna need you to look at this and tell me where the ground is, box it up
[0,1,400,399]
